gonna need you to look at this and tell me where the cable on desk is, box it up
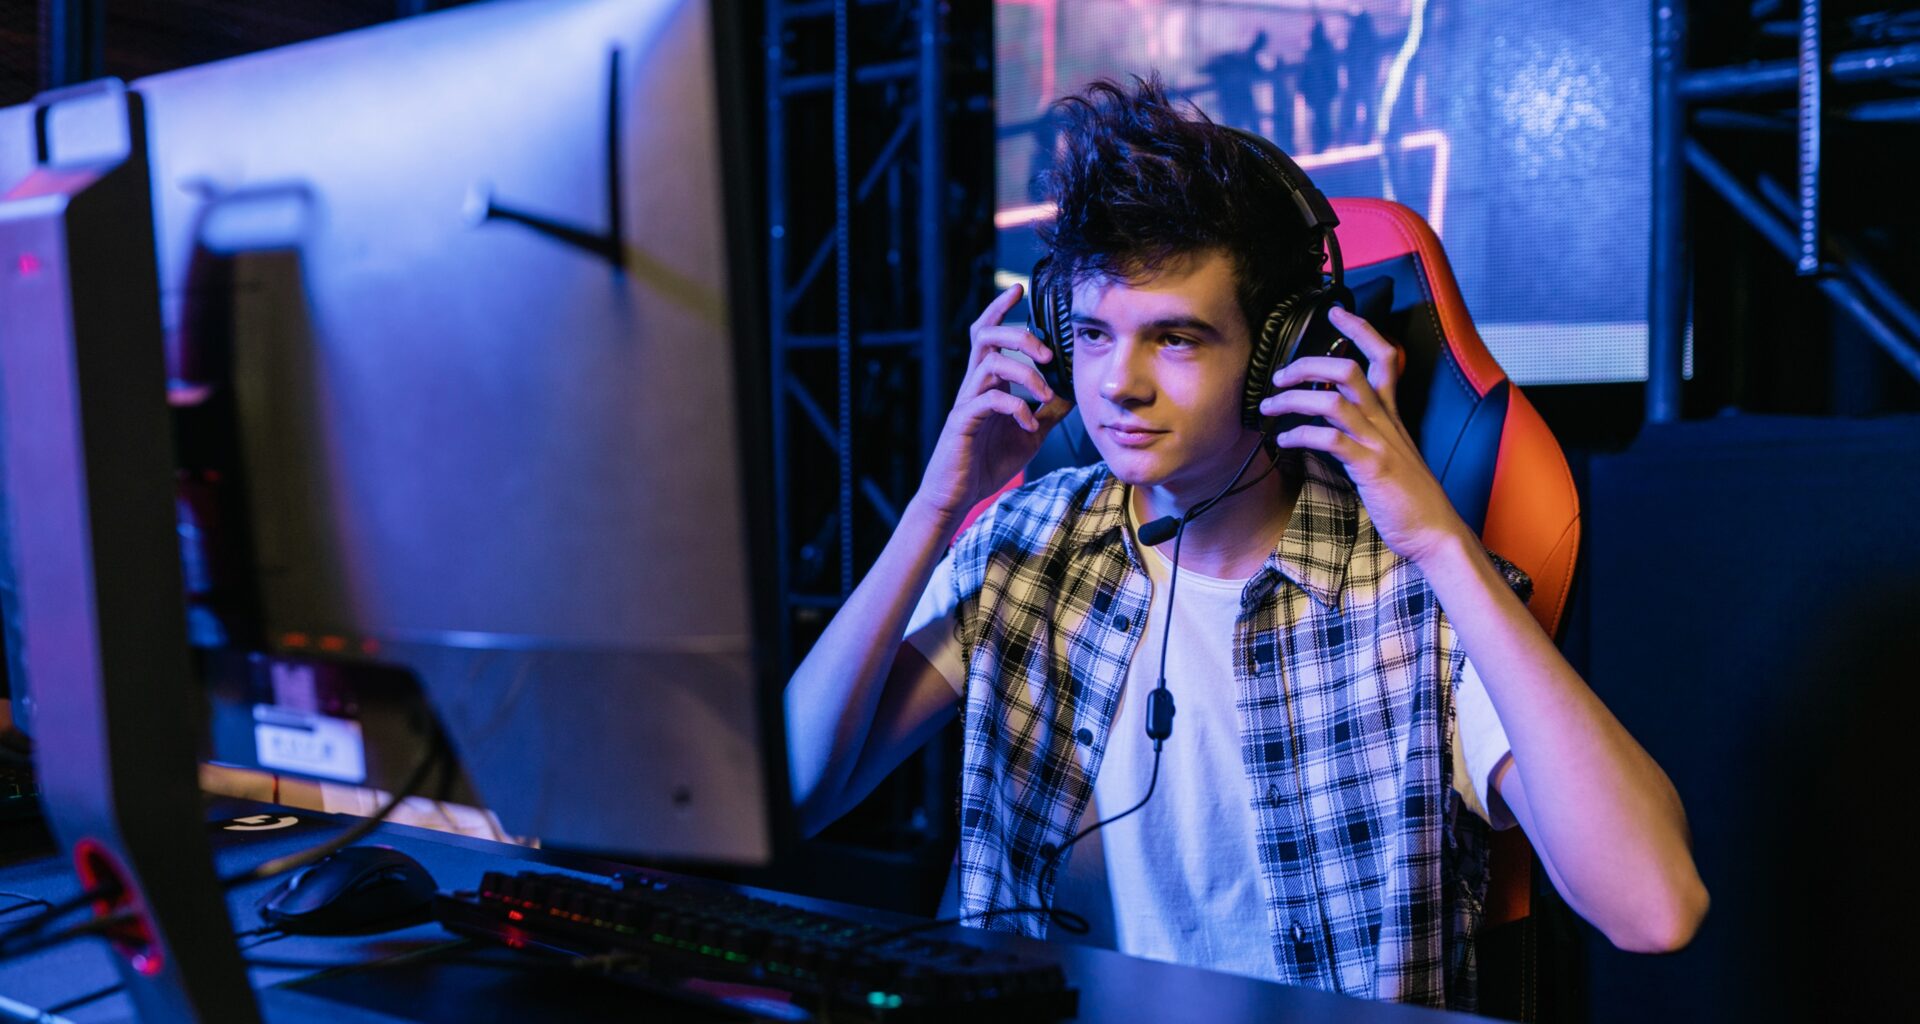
[852,903,1091,947]
[0,909,138,963]
[1,736,444,973]
[1,732,436,959]
[0,884,120,955]
[819,739,1163,1021]
[237,926,285,950]
[240,937,573,976]
[221,729,449,888]
[41,979,121,1018]
[0,894,51,921]
[30,928,285,1018]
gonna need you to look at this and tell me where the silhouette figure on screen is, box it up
[1199,30,1268,134]
[1345,10,1384,144]
[1265,54,1298,153]
[1024,109,1066,203]
[1300,19,1340,152]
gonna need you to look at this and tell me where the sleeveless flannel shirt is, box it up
[946,453,1532,1009]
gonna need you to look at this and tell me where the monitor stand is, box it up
[0,79,259,1022]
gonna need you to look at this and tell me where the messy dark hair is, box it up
[1035,75,1322,340]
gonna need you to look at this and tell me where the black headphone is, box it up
[1028,127,1351,433]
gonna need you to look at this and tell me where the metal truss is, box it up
[764,0,964,666]
[764,0,996,861]
[1650,0,1920,423]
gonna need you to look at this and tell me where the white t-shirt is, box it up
[906,498,1515,981]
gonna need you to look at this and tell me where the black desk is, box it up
[0,802,1488,1022]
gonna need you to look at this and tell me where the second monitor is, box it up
[134,0,780,862]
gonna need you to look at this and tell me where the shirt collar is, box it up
[1065,465,1135,559]
[1265,452,1357,610]
[1065,454,1357,608]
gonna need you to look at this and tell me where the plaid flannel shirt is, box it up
[947,453,1531,1008]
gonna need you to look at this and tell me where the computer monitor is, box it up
[0,76,262,1021]
[1,0,784,867]
[0,99,40,729]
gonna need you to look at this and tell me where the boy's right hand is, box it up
[915,284,1074,524]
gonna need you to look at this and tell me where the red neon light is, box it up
[72,839,164,976]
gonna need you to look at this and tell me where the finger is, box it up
[1274,356,1381,413]
[979,351,1055,403]
[1327,305,1395,364]
[956,346,1031,400]
[970,284,1025,336]
[1273,422,1357,462]
[967,285,1027,371]
[968,388,1040,432]
[973,324,1054,365]
[1259,388,1366,438]
[1328,306,1401,408]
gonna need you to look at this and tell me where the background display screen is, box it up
[995,0,1679,385]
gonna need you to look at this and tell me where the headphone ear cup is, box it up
[1245,286,1327,430]
[1031,265,1075,400]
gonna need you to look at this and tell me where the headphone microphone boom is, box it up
[1134,433,1279,546]
[1135,516,1181,548]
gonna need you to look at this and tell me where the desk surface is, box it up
[0,801,1486,1023]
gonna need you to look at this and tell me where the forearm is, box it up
[784,495,958,825]
[1418,530,1707,952]
[785,282,1068,827]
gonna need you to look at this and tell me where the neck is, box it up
[1131,446,1303,579]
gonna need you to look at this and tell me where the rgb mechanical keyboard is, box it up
[434,869,1078,1022]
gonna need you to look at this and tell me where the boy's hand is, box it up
[915,284,1074,524]
[1258,306,1473,567]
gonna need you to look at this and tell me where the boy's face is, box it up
[1068,248,1260,499]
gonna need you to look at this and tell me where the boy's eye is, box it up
[1163,334,1197,349]
[1074,326,1106,343]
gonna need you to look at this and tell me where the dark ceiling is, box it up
[2,0,487,108]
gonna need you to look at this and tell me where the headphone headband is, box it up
[1222,128,1338,233]
[1222,127,1344,291]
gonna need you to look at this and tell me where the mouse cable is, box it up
[0,882,122,955]
[0,893,51,920]
[221,727,450,889]
[0,908,138,964]
[25,928,295,1018]
[40,977,125,1018]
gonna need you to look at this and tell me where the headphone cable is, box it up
[1039,438,1280,899]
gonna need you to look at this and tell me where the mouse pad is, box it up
[277,943,763,1023]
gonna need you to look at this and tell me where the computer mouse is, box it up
[255,844,438,935]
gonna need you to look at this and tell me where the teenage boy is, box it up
[784,77,1705,1007]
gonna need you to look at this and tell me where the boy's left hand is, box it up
[1258,305,1473,567]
